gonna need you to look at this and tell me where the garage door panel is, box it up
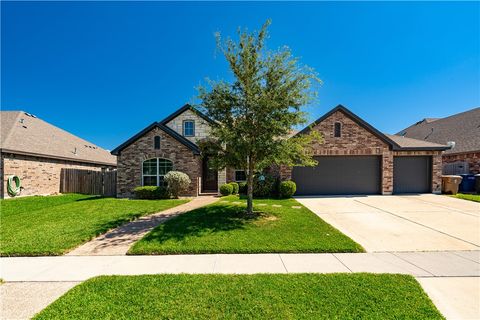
[292,156,381,195]
[393,156,431,194]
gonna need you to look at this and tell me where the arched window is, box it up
[142,158,173,186]
[154,136,161,149]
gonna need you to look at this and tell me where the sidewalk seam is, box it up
[332,254,353,273]
[391,252,435,277]
[278,254,289,273]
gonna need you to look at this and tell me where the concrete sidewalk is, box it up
[1,251,478,319]
[67,196,217,256]
[2,251,478,281]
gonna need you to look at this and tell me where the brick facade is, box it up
[1,152,112,198]
[116,126,202,197]
[279,110,443,194]
[442,152,480,174]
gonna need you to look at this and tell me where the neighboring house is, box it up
[397,107,480,174]
[1,111,117,198]
[112,104,449,197]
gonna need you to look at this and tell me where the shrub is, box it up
[253,173,276,198]
[238,182,248,194]
[133,186,169,199]
[164,171,191,198]
[229,182,239,194]
[220,183,233,196]
[279,180,297,198]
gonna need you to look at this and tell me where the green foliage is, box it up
[35,274,443,320]
[453,193,480,202]
[238,182,248,194]
[253,174,277,198]
[0,194,188,256]
[134,186,169,200]
[228,182,239,194]
[219,184,233,196]
[279,180,297,198]
[130,196,364,255]
[164,171,191,198]
[197,20,322,213]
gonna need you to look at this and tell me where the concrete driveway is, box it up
[296,194,480,252]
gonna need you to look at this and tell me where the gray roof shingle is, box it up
[1,111,116,166]
[397,107,480,154]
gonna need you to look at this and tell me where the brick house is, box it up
[1,111,116,198]
[112,104,449,197]
[397,107,480,174]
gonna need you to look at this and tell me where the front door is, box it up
[202,157,218,192]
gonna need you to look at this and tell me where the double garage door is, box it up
[292,156,431,195]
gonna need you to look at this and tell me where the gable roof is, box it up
[397,107,480,154]
[1,111,116,166]
[160,103,215,125]
[298,105,450,151]
[110,121,200,155]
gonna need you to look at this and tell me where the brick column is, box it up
[432,152,442,194]
[382,153,393,194]
[217,169,226,195]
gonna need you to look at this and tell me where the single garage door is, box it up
[292,156,381,195]
[393,156,432,193]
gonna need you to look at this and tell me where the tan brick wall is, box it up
[1,152,110,198]
[116,126,201,198]
[443,152,480,174]
[165,109,212,144]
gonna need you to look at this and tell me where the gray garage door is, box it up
[292,156,381,195]
[393,156,432,194]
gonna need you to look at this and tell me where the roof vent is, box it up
[19,118,25,124]
[24,112,37,118]
[447,141,455,149]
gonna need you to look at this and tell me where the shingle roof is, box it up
[1,111,116,166]
[298,105,450,151]
[397,107,480,154]
[110,122,200,155]
[385,134,449,149]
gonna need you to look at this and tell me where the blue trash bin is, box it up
[458,174,476,192]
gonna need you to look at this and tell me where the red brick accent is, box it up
[116,126,201,197]
[442,152,480,174]
[1,152,112,198]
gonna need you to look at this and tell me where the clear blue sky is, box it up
[2,1,479,150]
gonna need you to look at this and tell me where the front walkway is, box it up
[67,196,217,256]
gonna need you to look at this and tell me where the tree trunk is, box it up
[246,157,254,215]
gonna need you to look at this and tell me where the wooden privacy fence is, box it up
[60,168,117,197]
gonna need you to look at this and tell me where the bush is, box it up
[220,183,233,196]
[279,180,297,198]
[133,186,169,199]
[253,173,276,198]
[164,171,191,198]
[229,182,239,194]
[238,182,248,194]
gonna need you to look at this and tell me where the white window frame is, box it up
[142,158,173,187]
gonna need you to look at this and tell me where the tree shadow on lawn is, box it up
[140,203,259,243]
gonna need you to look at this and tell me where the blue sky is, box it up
[2,1,479,150]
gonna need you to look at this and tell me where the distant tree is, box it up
[198,20,322,214]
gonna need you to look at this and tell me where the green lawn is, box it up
[0,194,188,256]
[453,193,480,202]
[34,274,443,320]
[129,196,363,254]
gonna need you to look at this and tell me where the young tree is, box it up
[198,20,321,214]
